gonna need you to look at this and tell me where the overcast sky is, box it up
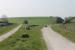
[0,0,75,18]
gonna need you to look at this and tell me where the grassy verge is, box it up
[51,24,75,43]
[0,25,46,50]
[0,24,18,35]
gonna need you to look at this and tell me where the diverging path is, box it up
[42,26,75,50]
[0,24,22,42]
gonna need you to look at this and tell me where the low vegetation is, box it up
[0,17,55,50]
[0,24,18,35]
[0,25,46,50]
[51,17,75,43]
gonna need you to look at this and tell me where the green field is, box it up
[8,17,55,25]
[1,17,75,50]
[0,17,55,50]
[0,25,47,50]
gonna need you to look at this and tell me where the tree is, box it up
[24,20,28,24]
[56,17,64,23]
[24,20,30,30]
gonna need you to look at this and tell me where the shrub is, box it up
[56,17,64,23]
[21,34,29,38]
[24,20,28,24]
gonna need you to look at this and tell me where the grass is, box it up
[0,25,46,50]
[8,17,55,25]
[0,24,18,35]
[51,23,75,43]
[0,17,55,50]
[25,17,55,25]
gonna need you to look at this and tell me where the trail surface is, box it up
[42,26,75,50]
[0,24,22,42]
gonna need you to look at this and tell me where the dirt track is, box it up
[0,24,22,42]
[42,26,75,50]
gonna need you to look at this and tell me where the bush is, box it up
[56,17,64,23]
[24,20,28,24]
[21,34,29,38]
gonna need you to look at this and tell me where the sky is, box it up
[0,0,75,18]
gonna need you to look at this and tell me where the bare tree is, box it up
[63,17,75,24]
[1,15,8,23]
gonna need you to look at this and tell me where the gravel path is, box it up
[42,26,75,50]
[0,24,22,42]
